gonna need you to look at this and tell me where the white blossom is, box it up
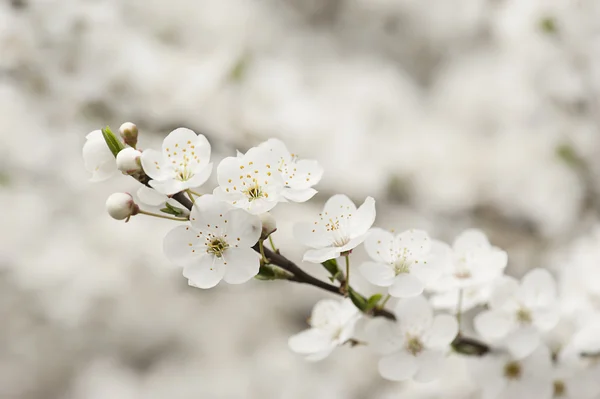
[359,228,449,298]
[467,344,553,399]
[116,147,142,175]
[258,138,323,202]
[288,298,360,361]
[140,128,212,195]
[105,192,137,221]
[213,145,284,214]
[366,295,458,382]
[429,229,508,312]
[293,194,376,263]
[163,194,261,289]
[474,268,559,359]
[83,130,117,182]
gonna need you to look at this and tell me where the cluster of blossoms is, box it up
[84,125,600,399]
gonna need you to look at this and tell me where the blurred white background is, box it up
[1,0,600,398]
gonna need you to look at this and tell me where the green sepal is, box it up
[255,264,294,281]
[160,202,187,217]
[348,287,368,312]
[322,258,339,277]
[101,126,125,157]
[365,294,383,312]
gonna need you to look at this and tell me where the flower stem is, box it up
[456,289,464,332]
[186,189,196,205]
[344,254,351,294]
[137,209,189,222]
[259,240,268,264]
[378,294,391,310]
[268,235,278,252]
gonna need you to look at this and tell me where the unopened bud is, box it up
[259,212,277,239]
[119,122,138,148]
[106,192,138,221]
[116,147,142,175]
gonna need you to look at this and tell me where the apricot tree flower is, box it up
[288,298,360,361]
[429,229,508,312]
[367,295,458,382]
[83,130,117,182]
[293,194,376,263]
[259,138,323,202]
[359,228,449,298]
[214,145,284,214]
[141,128,212,195]
[474,268,559,358]
[163,195,261,289]
[467,344,553,399]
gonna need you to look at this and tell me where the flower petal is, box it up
[388,273,425,298]
[186,162,213,189]
[519,268,556,307]
[349,197,376,236]
[489,276,520,309]
[426,314,459,348]
[226,208,261,247]
[364,228,395,263]
[452,229,491,252]
[414,350,444,383]
[140,148,166,180]
[288,328,334,355]
[378,351,418,381]
[473,310,513,341]
[136,186,167,207]
[394,295,433,332]
[188,194,233,232]
[183,255,226,289]
[505,327,540,359]
[359,261,395,287]
[163,225,202,267]
[394,229,432,259]
[293,222,330,248]
[323,194,357,217]
[282,187,317,202]
[290,159,324,188]
[149,178,186,196]
[222,247,260,284]
[365,317,404,355]
[303,247,341,263]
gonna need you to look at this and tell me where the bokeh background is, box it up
[1,0,600,398]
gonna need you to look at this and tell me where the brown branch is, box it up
[137,174,488,355]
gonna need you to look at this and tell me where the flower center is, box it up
[175,167,194,182]
[405,336,424,356]
[503,361,522,380]
[516,308,532,324]
[553,380,566,397]
[244,183,264,201]
[207,238,229,258]
[394,258,412,275]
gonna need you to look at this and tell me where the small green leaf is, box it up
[556,143,582,168]
[255,264,293,281]
[539,17,557,34]
[164,202,186,216]
[348,287,368,312]
[101,126,125,157]
[321,259,339,277]
[365,294,383,312]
